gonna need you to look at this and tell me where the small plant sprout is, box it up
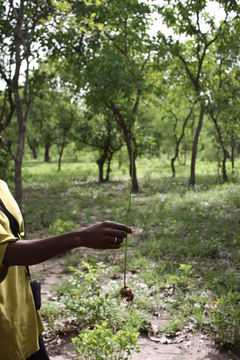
[120,136,135,302]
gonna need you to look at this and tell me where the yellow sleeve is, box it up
[0,212,18,283]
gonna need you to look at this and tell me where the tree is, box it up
[50,0,153,192]
[28,75,80,169]
[54,94,79,171]
[72,111,123,182]
[0,0,54,207]
[27,92,56,163]
[152,58,197,176]
[158,0,231,186]
[79,0,153,192]
[205,15,240,181]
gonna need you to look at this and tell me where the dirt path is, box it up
[31,255,239,360]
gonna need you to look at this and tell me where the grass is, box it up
[22,152,240,353]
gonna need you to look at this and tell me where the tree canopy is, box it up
[0,0,239,202]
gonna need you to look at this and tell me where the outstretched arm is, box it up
[3,221,132,267]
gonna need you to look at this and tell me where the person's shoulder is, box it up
[0,180,12,196]
[0,180,9,190]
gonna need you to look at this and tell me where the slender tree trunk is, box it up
[13,103,28,210]
[178,136,187,165]
[31,146,37,159]
[171,108,192,177]
[171,115,178,176]
[97,156,106,182]
[97,151,115,183]
[183,136,187,165]
[118,124,138,192]
[13,132,25,208]
[222,153,228,182]
[231,133,235,173]
[211,114,229,182]
[231,145,234,173]
[14,120,26,208]
[27,136,37,159]
[171,152,178,177]
[58,138,66,172]
[12,1,24,209]
[105,152,114,182]
[189,103,205,187]
[125,135,138,193]
[216,145,220,176]
[97,147,118,182]
[44,143,51,162]
[109,102,139,193]
[97,131,110,182]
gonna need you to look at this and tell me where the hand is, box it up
[80,220,132,249]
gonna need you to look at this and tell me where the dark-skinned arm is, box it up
[3,221,132,267]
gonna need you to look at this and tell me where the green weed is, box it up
[40,301,63,332]
[60,262,143,359]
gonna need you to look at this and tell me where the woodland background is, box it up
[0,1,240,359]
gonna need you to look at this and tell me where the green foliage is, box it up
[61,262,142,359]
[179,263,192,276]
[209,292,240,350]
[40,301,63,332]
[73,321,139,360]
[48,219,75,235]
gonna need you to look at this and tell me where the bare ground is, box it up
[30,252,240,360]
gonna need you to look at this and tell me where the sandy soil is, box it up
[30,255,240,360]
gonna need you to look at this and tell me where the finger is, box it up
[106,236,123,245]
[104,221,132,234]
[99,243,122,250]
[105,229,128,239]
[106,243,122,249]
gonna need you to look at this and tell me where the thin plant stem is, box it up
[123,137,134,288]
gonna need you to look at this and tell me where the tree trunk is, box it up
[189,103,205,187]
[109,102,139,193]
[31,146,37,159]
[126,136,138,193]
[27,136,37,159]
[171,153,177,177]
[171,108,192,177]
[231,133,235,172]
[211,114,229,182]
[222,152,228,182]
[183,136,187,165]
[117,124,138,192]
[97,156,105,182]
[13,121,26,209]
[58,139,66,172]
[231,145,234,172]
[105,153,113,182]
[217,145,221,176]
[97,148,115,182]
[44,143,51,162]
[96,134,110,182]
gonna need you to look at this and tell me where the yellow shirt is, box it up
[0,180,44,360]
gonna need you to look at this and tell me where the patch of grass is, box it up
[40,301,64,332]
[22,155,240,353]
